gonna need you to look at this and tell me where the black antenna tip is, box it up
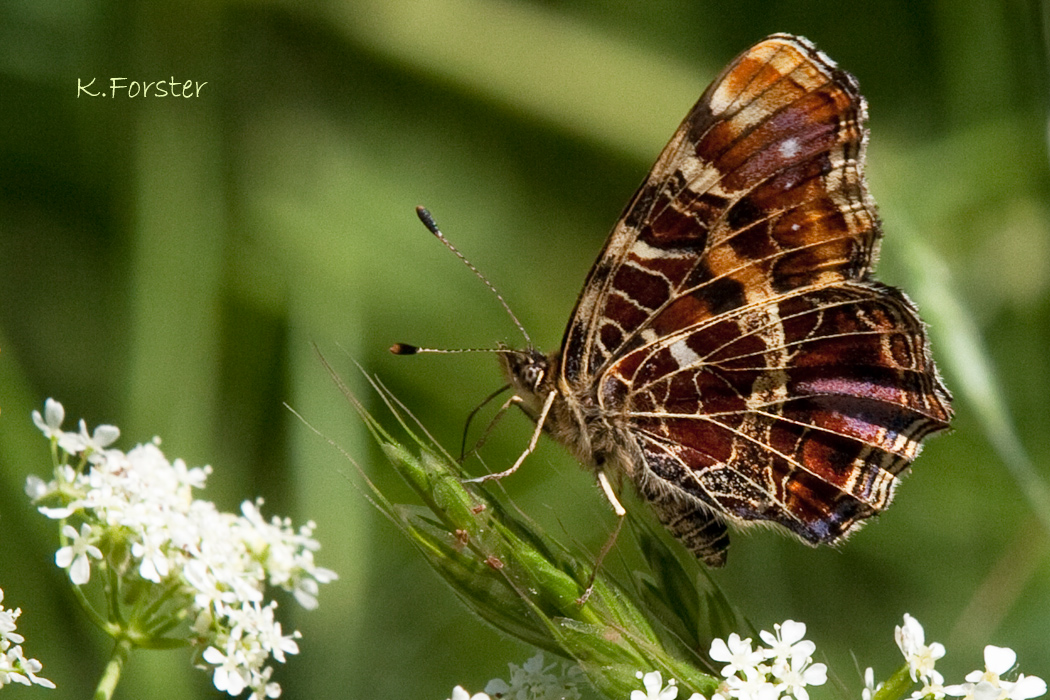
[415,206,440,235]
[390,342,419,355]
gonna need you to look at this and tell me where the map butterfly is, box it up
[401,34,952,566]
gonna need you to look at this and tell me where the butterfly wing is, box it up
[559,34,951,564]
[610,284,950,559]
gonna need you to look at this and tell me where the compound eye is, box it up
[523,364,544,390]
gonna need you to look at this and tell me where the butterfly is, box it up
[402,34,952,567]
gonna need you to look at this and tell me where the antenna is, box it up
[389,342,515,356]
[412,206,532,348]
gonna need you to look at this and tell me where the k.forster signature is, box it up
[77,77,208,98]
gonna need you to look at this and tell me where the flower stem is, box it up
[94,637,133,700]
[873,663,916,700]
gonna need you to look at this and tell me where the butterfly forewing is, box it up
[511,34,950,566]
[563,35,880,385]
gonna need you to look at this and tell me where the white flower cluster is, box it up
[705,621,827,700]
[616,621,824,700]
[446,653,585,700]
[632,670,704,700]
[447,664,705,700]
[27,399,337,700]
[0,588,54,690]
[881,614,1046,700]
[484,653,584,699]
[444,621,823,700]
[445,616,1047,700]
[890,613,947,698]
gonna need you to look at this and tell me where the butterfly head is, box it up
[498,346,558,419]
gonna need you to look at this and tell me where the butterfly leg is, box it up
[576,470,628,605]
[465,389,557,483]
[597,470,626,517]
[460,387,516,461]
[577,507,624,605]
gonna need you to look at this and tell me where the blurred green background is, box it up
[1,0,1049,698]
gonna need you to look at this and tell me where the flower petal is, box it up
[984,646,1017,675]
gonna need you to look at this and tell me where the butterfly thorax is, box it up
[499,347,629,475]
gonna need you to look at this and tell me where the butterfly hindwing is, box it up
[605,283,949,552]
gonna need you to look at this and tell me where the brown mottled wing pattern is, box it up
[559,34,952,565]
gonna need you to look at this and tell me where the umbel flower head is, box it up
[706,620,826,700]
[868,615,1046,700]
[439,623,825,700]
[0,587,54,689]
[27,399,337,699]
[944,645,1048,700]
[441,616,1046,700]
